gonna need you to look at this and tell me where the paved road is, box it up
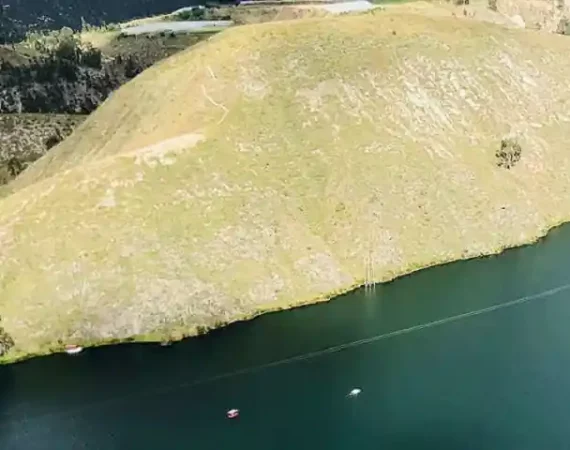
[313,0,376,13]
[120,1,377,35]
[121,20,233,35]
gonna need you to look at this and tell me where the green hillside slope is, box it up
[2,11,570,362]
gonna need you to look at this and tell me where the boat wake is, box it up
[4,282,570,429]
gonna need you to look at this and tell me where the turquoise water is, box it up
[1,225,570,449]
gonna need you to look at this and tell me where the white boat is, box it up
[347,388,362,397]
[226,408,240,419]
[64,345,83,355]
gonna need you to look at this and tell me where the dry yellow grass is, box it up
[495,0,569,31]
[230,4,328,24]
[3,10,570,362]
[79,30,121,49]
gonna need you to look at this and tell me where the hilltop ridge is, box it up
[2,10,570,362]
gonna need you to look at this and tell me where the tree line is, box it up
[0,0,236,44]
[0,29,171,114]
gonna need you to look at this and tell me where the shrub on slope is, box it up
[0,114,86,185]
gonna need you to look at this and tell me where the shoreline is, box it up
[2,216,566,366]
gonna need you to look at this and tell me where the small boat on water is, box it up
[347,388,362,398]
[226,409,240,419]
[64,344,83,355]
[160,341,172,347]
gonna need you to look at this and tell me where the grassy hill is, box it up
[2,9,570,362]
[0,2,325,115]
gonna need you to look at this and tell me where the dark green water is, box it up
[2,225,570,449]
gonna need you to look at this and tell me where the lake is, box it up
[1,224,570,449]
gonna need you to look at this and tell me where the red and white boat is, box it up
[64,344,83,355]
[226,409,239,419]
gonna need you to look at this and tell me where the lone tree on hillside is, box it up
[496,137,522,169]
[5,156,25,178]
[556,17,570,35]
[45,129,64,150]
[0,316,15,357]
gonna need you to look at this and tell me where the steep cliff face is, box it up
[2,11,570,362]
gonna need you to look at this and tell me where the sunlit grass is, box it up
[2,10,570,362]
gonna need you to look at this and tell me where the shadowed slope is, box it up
[2,11,570,361]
